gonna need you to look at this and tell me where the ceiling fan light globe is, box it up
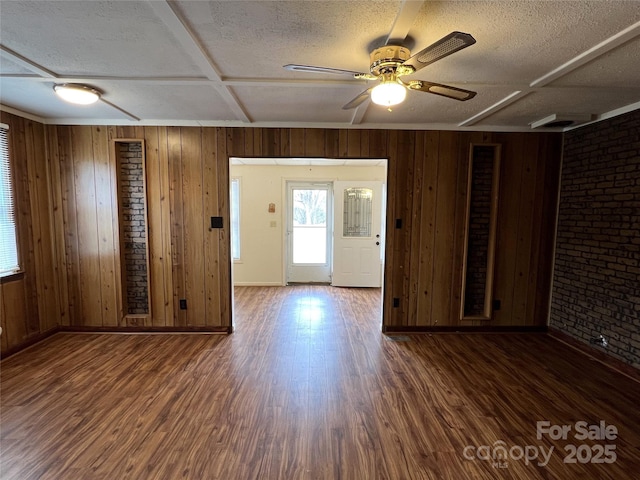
[54,84,101,105]
[371,82,406,107]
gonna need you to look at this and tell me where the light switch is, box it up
[270,221,277,228]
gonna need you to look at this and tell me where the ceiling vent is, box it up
[530,113,595,130]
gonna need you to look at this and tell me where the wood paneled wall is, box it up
[2,118,562,342]
[46,125,230,329]
[201,128,561,330]
[1,112,60,355]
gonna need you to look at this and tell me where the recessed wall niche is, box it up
[115,140,151,325]
[460,144,501,322]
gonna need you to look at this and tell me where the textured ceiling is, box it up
[1,0,639,131]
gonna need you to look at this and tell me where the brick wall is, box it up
[464,146,494,316]
[118,142,149,315]
[550,109,640,368]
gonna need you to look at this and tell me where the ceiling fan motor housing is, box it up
[370,45,411,76]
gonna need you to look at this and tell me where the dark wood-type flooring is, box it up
[1,286,639,479]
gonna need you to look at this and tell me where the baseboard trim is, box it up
[382,325,548,334]
[548,327,640,383]
[1,325,232,359]
[0,326,60,360]
[59,325,232,334]
[233,282,284,287]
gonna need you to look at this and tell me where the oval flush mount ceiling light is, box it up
[53,84,101,105]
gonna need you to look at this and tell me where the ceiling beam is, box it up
[386,1,425,45]
[458,90,530,127]
[100,98,141,121]
[147,1,222,82]
[0,45,57,78]
[148,0,251,123]
[530,20,640,88]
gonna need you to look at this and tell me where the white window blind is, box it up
[0,125,20,276]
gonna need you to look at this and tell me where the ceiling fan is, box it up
[284,31,477,110]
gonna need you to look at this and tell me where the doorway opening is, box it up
[229,157,388,331]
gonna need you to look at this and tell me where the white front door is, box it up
[286,182,333,283]
[332,181,384,287]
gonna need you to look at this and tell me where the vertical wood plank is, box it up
[24,120,54,332]
[0,283,8,351]
[72,126,103,326]
[338,130,348,157]
[228,128,245,158]
[325,129,339,158]
[46,125,70,326]
[11,117,39,336]
[289,129,304,157]
[304,129,325,157]
[408,132,425,326]
[107,127,124,324]
[158,127,175,326]
[168,126,186,326]
[397,131,415,325]
[203,128,222,327]
[262,129,275,157]
[347,130,362,158]
[526,134,547,326]
[416,131,440,326]
[93,126,119,326]
[368,130,388,159]
[57,127,83,326]
[144,127,167,326]
[278,128,290,157]
[511,134,540,325]
[0,280,28,347]
[360,130,370,158]
[180,128,206,326]
[430,131,459,326]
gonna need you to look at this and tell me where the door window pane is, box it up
[292,189,327,264]
[343,188,372,238]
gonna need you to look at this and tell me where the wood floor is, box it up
[1,285,639,479]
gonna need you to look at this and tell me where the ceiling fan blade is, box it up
[283,64,368,78]
[342,88,373,110]
[402,31,476,72]
[411,81,476,101]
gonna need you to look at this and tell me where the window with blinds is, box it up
[0,125,20,277]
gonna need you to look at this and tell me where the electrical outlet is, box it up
[179,299,187,310]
